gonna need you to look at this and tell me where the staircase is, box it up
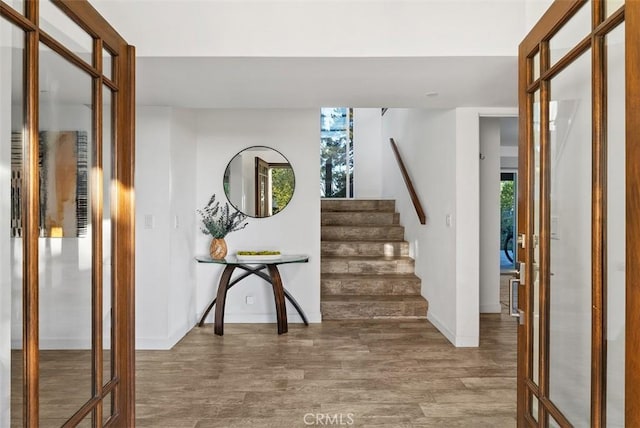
[321,199,428,320]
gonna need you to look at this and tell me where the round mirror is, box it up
[223,146,295,218]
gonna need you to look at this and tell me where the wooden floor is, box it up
[12,277,517,427]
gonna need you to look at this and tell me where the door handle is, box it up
[509,278,522,322]
[516,261,526,285]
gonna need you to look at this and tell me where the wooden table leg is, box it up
[267,264,288,334]
[214,265,236,336]
[199,269,257,327]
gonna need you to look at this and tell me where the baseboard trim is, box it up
[199,311,322,325]
[426,312,456,345]
[427,312,479,348]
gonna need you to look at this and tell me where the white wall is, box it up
[381,109,459,343]
[135,107,172,347]
[195,109,321,325]
[382,107,516,347]
[135,106,199,349]
[168,109,198,345]
[525,0,555,30]
[353,108,382,198]
[453,108,481,347]
[479,118,501,313]
[93,1,527,58]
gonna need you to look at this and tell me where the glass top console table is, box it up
[195,255,309,335]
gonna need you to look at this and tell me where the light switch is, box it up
[144,214,154,229]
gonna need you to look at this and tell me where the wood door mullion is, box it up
[111,45,136,428]
[516,46,532,422]
[625,2,640,425]
[538,39,551,428]
[23,1,40,426]
[591,2,607,423]
[92,37,105,428]
[520,0,637,426]
[1,0,135,425]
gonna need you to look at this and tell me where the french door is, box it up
[0,1,135,426]
[517,0,639,426]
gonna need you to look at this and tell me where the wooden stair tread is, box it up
[323,239,409,244]
[322,255,415,262]
[321,273,420,280]
[322,224,404,227]
[321,295,426,302]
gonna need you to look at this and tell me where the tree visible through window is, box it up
[320,107,353,198]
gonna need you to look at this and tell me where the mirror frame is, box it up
[223,145,295,218]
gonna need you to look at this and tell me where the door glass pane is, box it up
[606,22,625,428]
[103,48,113,81]
[532,90,540,387]
[40,0,93,65]
[103,86,113,389]
[0,16,24,428]
[548,50,592,426]
[549,4,591,66]
[606,0,624,18]
[532,51,540,81]
[38,43,94,424]
[531,393,539,422]
[102,390,113,425]
[320,107,353,198]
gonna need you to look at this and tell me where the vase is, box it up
[209,238,228,259]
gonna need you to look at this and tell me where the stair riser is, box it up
[321,200,395,212]
[322,259,415,275]
[322,279,421,296]
[322,226,404,241]
[321,242,409,257]
[321,301,428,319]
[321,212,399,226]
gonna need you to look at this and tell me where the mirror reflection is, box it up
[224,146,295,218]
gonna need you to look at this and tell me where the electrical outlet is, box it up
[245,295,254,305]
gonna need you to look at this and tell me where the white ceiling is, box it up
[6,1,524,110]
[89,0,523,110]
[136,56,518,109]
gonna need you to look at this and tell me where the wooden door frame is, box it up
[0,0,135,426]
[517,0,639,426]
